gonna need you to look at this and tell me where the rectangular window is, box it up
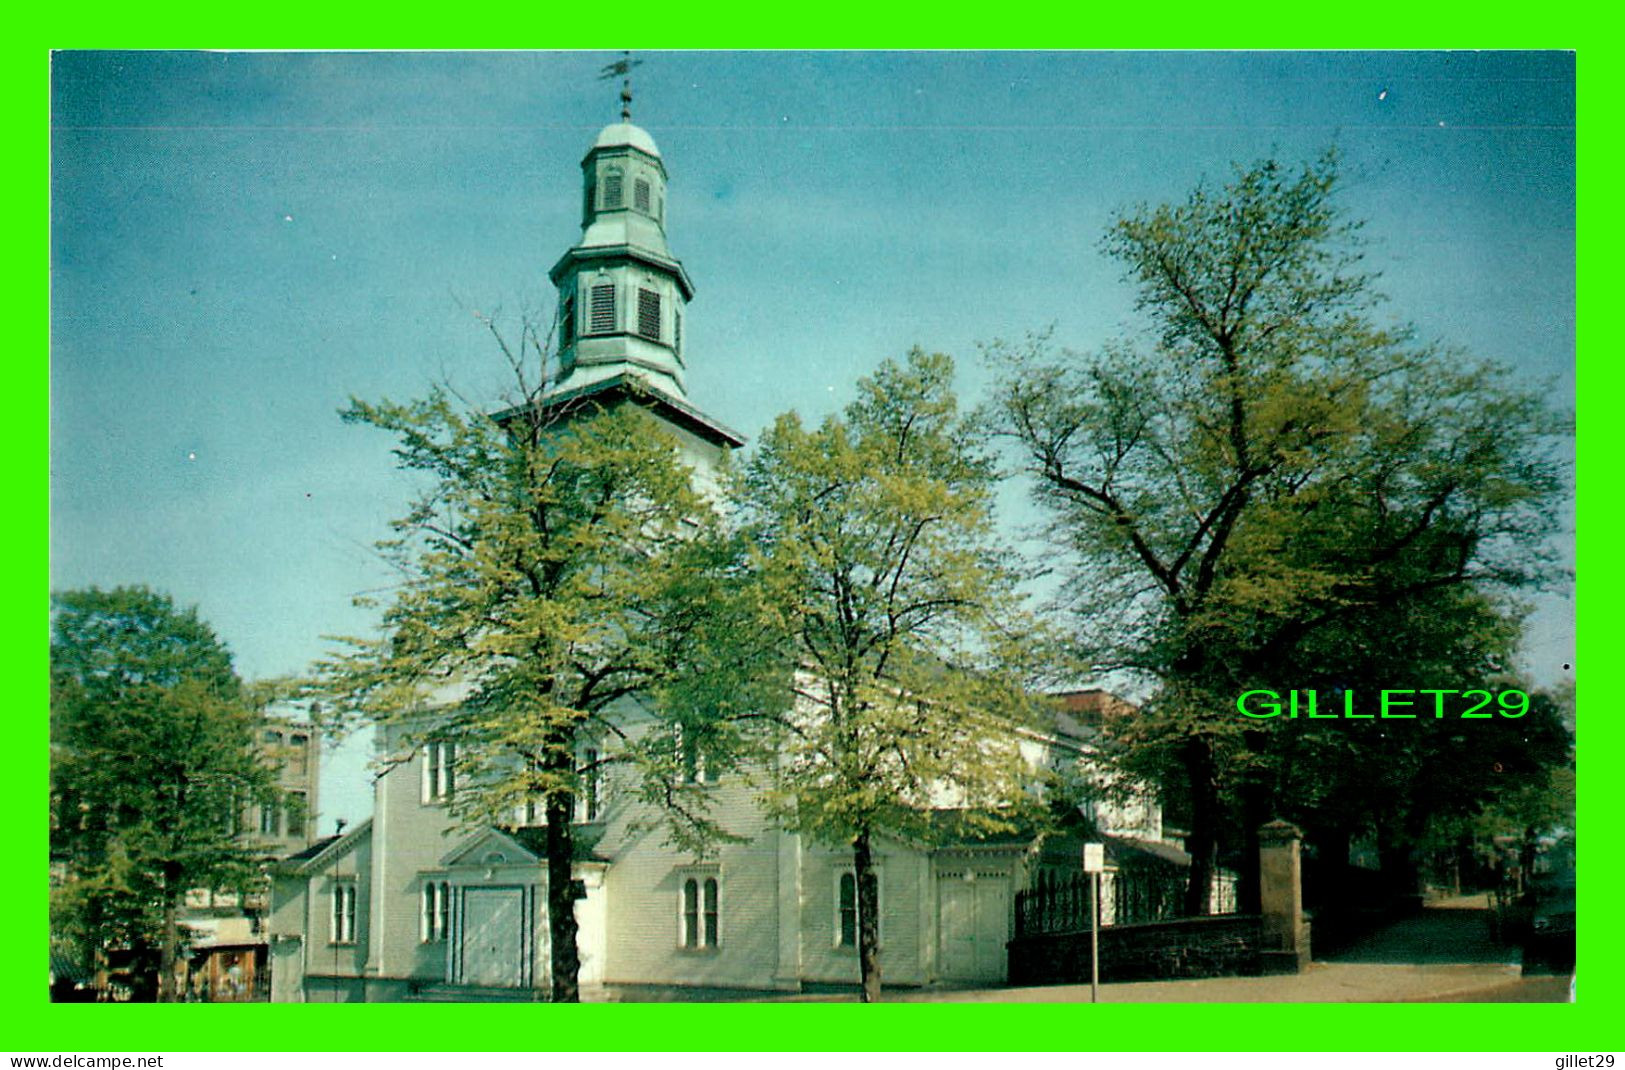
[679,874,720,949]
[332,882,356,944]
[603,172,623,209]
[286,791,306,839]
[837,870,882,948]
[259,803,279,837]
[589,283,616,334]
[637,288,661,341]
[678,724,714,785]
[560,295,575,347]
[288,734,308,777]
[582,748,600,821]
[634,177,651,212]
[422,741,456,803]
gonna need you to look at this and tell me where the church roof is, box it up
[494,371,746,450]
[548,242,694,300]
[273,817,373,874]
[592,122,661,158]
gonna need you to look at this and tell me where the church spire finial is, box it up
[599,51,643,122]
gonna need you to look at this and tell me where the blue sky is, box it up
[50,51,1575,828]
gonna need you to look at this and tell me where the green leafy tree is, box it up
[50,586,278,1001]
[315,360,752,1003]
[1259,592,1570,900]
[988,153,1567,913]
[739,349,1049,1002]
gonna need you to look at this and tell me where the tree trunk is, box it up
[1235,777,1271,916]
[1234,725,1274,916]
[1181,736,1220,917]
[544,788,581,1003]
[158,866,181,1003]
[853,829,881,1003]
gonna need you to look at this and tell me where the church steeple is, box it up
[547,117,694,402]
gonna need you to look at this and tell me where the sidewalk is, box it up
[746,961,1564,1003]
[751,897,1570,1004]
[875,961,1530,1003]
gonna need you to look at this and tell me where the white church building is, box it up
[266,112,1180,1003]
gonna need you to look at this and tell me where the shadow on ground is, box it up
[1321,900,1519,966]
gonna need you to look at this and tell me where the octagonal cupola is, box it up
[581,123,668,249]
[548,120,694,401]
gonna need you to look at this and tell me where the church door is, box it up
[938,872,1011,983]
[461,887,525,987]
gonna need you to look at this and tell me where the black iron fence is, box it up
[1015,868,1197,937]
[1016,875,1090,937]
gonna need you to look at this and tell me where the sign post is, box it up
[1083,842,1105,1004]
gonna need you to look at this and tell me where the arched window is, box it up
[836,869,882,947]
[421,881,450,942]
[679,873,720,948]
[581,748,600,822]
[331,881,356,944]
[703,878,719,946]
[422,741,455,803]
[838,872,856,947]
[682,879,698,947]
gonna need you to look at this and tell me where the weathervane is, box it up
[599,51,643,122]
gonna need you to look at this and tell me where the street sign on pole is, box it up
[1083,842,1104,1003]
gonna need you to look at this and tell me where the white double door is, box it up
[461,887,525,987]
[938,873,1011,983]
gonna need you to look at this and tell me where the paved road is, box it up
[1322,894,1517,966]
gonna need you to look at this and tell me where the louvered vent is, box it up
[590,284,616,333]
[603,172,623,208]
[634,178,651,212]
[637,289,661,341]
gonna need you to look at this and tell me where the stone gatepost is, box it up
[1258,819,1311,974]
